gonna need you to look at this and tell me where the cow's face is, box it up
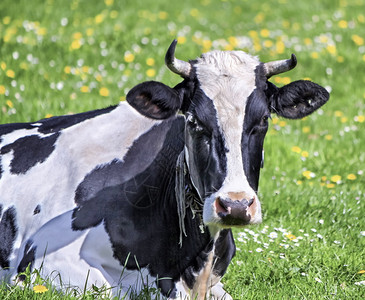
[127,40,329,228]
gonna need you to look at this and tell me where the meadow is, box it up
[0,0,364,299]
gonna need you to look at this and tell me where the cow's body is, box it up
[0,41,329,299]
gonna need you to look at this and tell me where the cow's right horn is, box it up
[165,39,191,78]
[263,54,297,78]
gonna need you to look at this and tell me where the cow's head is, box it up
[127,40,329,228]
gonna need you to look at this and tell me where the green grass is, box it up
[1,0,364,299]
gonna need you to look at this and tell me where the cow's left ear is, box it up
[127,81,182,120]
[269,80,330,119]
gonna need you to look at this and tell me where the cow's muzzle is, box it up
[215,192,257,226]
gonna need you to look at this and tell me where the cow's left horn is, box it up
[263,54,297,78]
[165,39,191,78]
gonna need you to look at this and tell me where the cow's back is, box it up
[0,102,160,282]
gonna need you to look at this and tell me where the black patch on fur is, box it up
[0,156,2,180]
[17,240,36,280]
[269,80,330,119]
[0,206,18,269]
[241,65,271,192]
[127,81,182,120]
[212,230,236,277]
[36,106,117,134]
[184,85,228,198]
[33,205,41,215]
[0,133,59,175]
[72,117,214,297]
[0,106,116,140]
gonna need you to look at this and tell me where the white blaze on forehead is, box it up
[195,50,260,196]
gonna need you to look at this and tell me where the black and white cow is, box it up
[0,40,329,299]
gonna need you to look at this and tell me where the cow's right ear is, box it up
[127,81,182,120]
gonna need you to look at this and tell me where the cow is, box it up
[0,40,329,299]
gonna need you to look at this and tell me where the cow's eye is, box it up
[260,115,270,127]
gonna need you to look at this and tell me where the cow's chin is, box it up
[202,195,262,229]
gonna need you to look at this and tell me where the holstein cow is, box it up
[0,40,329,299]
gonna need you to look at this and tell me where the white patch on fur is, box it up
[0,102,162,291]
[195,51,262,225]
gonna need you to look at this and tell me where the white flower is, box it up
[360,231,365,237]
[355,280,365,286]
[315,277,322,283]
[256,248,263,253]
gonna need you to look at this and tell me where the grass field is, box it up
[1,0,364,299]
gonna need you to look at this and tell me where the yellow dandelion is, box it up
[80,85,89,93]
[337,56,344,63]
[301,151,309,158]
[292,146,301,153]
[6,69,15,78]
[146,58,155,66]
[311,52,319,59]
[6,100,13,108]
[86,28,94,36]
[3,16,11,25]
[228,36,239,48]
[124,52,135,63]
[334,110,343,117]
[296,180,303,185]
[272,116,279,125]
[281,77,291,85]
[279,120,287,127]
[352,34,364,46]
[99,87,109,97]
[64,66,72,74]
[177,36,186,44]
[260,28,270,38]
[325,134,333,141]
[358,15,365,23]
[0,85,6,95]
[104,0,114,6]
[347,174,357,180]
[248,30,258,38]
[82,66,90,73]
[304,38,312,46]
[110,10,118,19]
[338,20,348,29]
[159,11,168,20]
[72,32,82,40]
[302,126,310,133]
[326,45,336,55]
[70,39,81,50]
[95,14,104,24]
[190,8,199,17]
[37,27,47,36]
[355,115,365,123]
[330,175,341,183]
[358,270,365,274]
[276,40,285,54]
[285,233,297,241]
[302,170,315,179]
[263,40,273,48]
[340,117,348,123]
[33,285,48,294]
[202,39,212,52]
[254,13,265,24]
[0,61,6,70]
[45,114,53,118]
[146,69,156,77]
[326,183,335,189]
[321,176,327,181]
